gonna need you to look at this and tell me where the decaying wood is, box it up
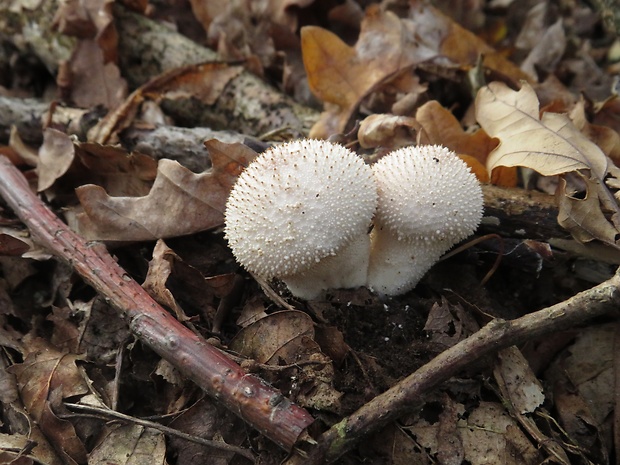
[0,156,314,452]
[0,96,92,146]
[286,268,620,464]
[0,2,318,138]
[481,184,567,241]
[113,6,317,137]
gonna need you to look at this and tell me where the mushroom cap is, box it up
[224,139,377,279]
[372,145,483,244]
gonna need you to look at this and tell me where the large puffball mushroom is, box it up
[224,139,377,300]
[367,145,483,296]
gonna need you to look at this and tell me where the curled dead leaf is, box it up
[73,140,258,241]
[357,114,422,149]
[556,176,620,247]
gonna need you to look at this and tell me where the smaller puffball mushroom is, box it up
[367,145,483,296]
[224,139,377,299]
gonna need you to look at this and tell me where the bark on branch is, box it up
[0,156,314,452]
[285,269,620,464]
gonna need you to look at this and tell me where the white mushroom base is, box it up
[367,228,449,296]
[282,234,371,300]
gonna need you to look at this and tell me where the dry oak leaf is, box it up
[73,140,257,241]
[230,310,341,412]
[476,81,610,181]
[37,128,76,192]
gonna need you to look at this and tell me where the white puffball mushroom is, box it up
[224,139,377,300]
[367,145,483,296]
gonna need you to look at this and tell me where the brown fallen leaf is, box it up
[494,347,571,465]
[68,39,128,109]
[414,100,518,186]
[88,424,166,465]
[408,1,531,83]
[570,100,620,164]
[142,239,192,322]
[302,5,436,138]
[37,128,76,192]
[415,100,498,164]
[495,347,545,415]
[230,310,341,412]
[556,176,620,247]
[8,337,89,464]
[53,0,127,108]
[423,297,479,349]
[476,81,610,181]
[357,113,423,150]
[303,2,531,139]
[544,324,614,463]
[37,129,158,197]
[167,398,248,465]
[73,140,257,241]
[230,310,315,365]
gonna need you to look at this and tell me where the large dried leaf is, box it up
[408,1,531,83]
[476,81,609,180]
[37,129,157,196]
[230,310,341,411]
[8,337,89,464]
[68,39,128,109]
[89,63,243,144]
[416,100,498,163]
[73,140,258,241]
[230,310,315,364]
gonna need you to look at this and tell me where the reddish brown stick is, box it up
[0,156,314,451]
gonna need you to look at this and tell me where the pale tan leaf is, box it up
[89,424,166,465]
[37,128,75,192]
[357,114,422,149]
[476,81,609,180]
[495,347,544,415]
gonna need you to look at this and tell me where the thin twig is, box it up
[62,402,256,462]
[285,268,620,464]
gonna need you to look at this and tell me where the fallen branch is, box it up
[0,156,314,452]
[286,267,620,464]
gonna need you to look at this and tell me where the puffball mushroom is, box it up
[224,139,377,300]
[367,145,483,296]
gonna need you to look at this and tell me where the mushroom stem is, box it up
[365,145,483,296]
[282,234,371,299]
[367,228,445,296]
